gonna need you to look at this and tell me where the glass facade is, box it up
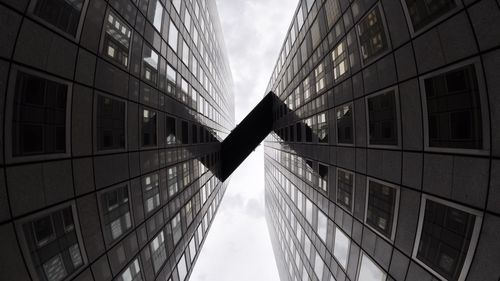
[1,1,234,281]
[264,1,497,281]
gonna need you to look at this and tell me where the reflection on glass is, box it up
[142,46,159,84]
[152,1,163,31]
[317,210,327,242]
[33,0,84,37]
[358,253,386,281]
[103,11,131,67]
[334,227,350,269]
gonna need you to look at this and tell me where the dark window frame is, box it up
[364,178,400,241]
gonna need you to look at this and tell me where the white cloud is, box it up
[190,0,297,280]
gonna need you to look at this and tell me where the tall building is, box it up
[0,0,234,281]
[264,0,500,281]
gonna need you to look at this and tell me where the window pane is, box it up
[334,227,350,269]
[142,109,157,146]
[358,253,386,281]
[168,21,179,53]
[43,254,67,281]
[337,104,353,144]
[102,11,131,67]
[166,116,177,144]
[337,169,354,212]
[97,95,125,151]
[177,254,188,281]
[100,185,131,243]
[367,90,398,146]
[33,0,84,36]
[357,6,388,64]
[366,180,398,240]
[317,210,327,242]
[13,71,68,156]
[424,64,482,149]
[142,45,159,84]
[416,199,477,281]
[405,0,457,32]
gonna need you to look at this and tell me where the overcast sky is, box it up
[190,0,297,280]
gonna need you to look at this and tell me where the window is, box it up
[315,63,325,93]
[185,201,193,226]
[184,11,191,32]
[413,196,482,281]
[166,64,177,96]
[332,40,348,80]
[404,0,457,33]
[100,185,131,244]
[325,0,341,28]
[317,112,328,143]
[172,0,181,14]
[334,227,350,269]
[336,103,353,144]
[357,5,389,64]
[337,169,354,212]
[297,6,304,31]
[102,10,131,68]
[181,121,189,144]
[143,173,160,213]
[318,164,328,192]
[182,162,190,186]
[365,179,399,240]
[172,213,182,245]
[12,71,68,157]
[31,0,85,37]
[168,21,179,53]
[317,210,327,242]
[116,259,142,281]
[314,252,324,280]
[166,116,177,145]
[423,64,483,150]
[357,253,386,281]
[189,238,196,262]
[305,118,313,142]
[149,0,163,32]
[96,95,125,151]
[150,231,166,273]
[142,45,159,84]
[303,77,310,101]
[306,0,315,12]
[367,89,399,146]
[305,198,313,225]
[177,254,188,281]
[141,109,157,147]
[182,40,190,66]
[192,124,198,144]
[22,204,85,281]
[296,123,302,142]
[168,166,179,197]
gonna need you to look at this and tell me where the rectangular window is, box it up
[297,6,304,31]
[296,123,302,142]
[334,227,350,269]
[181,121,189,144]
[177,254,188,281]
[305,118,313,142]
[143,173,160,213]
[102,10,131,68]
[149,0,163,32]
[22,204,85,281]
[172,213,182,245]
[404,0,457,33]
[337,169,354,212]
[168,21,179,53]
[142,45,159,84]
[168,166,179,197]
[336,103,353,144]
[318,164,328,192]
[367,89,399,146]
[150,231,166,273]
[116,259,142,281]
[325,0,341,28]
[31,0,85,37]
[182,162,190,187]
[317,210,327,242]
[192,124,198,144]
[166,64,177,96]
[166,116,176,145]
[100,185,131,244]
[96,95,125,151]
[314,63,325,93]
[423,64,483,150]
[357,5,389,64]
[332,40,348,80]
[413,196,482,281]
[172,0,181,14]
[357,253,386,281]
[365,179,399,240]
[317,112,328,143]
[12,71,68,157]
[142,109,157,147]
[182,40,190,66]
[303,77,310,101]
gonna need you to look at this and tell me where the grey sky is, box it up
[190,0,297,280]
